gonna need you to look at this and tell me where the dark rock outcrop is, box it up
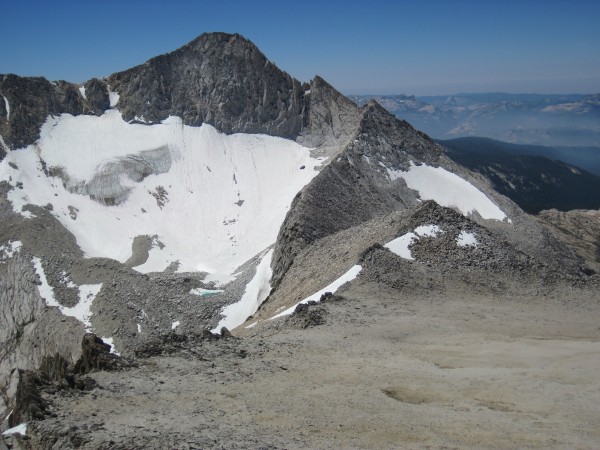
[82,77,110,111]
[107,32,308,138]
[73,334,126,374]
[0,75,96,152]
[9,370,51,426]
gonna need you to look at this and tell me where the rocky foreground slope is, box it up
[1,32,599,448]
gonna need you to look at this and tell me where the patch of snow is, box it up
[3,95,10,121]
[31,257,102,330]
[0,111,324,284]
[100,336,119,355]
[414,224,442,237]
[457,230,479,247]
[384,224,443,260]
[171,320,180,330]
[60,270,77,288]
[78,86,86,100]
[61,284,103,330]
[212,249,273,332]
[2,423,27,436]
[189,287,224,296]
[245,322,257,329]
[0,240,23,260]
[32,257,59,306]
[0,134,9,152]
[387,161,507,221]
[270,264,362,320]
[108,90,120,108]
[137,323,142,333]
[384,232,418,260]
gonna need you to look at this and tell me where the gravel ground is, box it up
[10,272,600,449]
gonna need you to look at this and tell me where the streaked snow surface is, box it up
[270,264,362,320]
[388,162,507,221]
[212,249,273,331]
[0,111,324,283]
[457,230,479,247]
[384,224,442,260]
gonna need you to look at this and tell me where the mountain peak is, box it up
[107,32,308,138]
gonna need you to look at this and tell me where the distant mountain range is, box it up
[349,92,600,147]
[438,137,600,214]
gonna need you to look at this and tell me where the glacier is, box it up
[0,110,325,284]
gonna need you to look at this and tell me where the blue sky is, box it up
[1,0,599,95]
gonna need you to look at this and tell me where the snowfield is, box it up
[388,161,508,221]
[0,111,325,284]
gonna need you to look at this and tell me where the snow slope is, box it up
[270,264,363,320]
[0,111,325,283]
[212,249,273,331]
[388,162,508,221]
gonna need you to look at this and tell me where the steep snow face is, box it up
[0,111,324,283]
[388,162,508,221]
[212,249,273,331]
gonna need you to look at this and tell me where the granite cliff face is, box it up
[107,33,308,138]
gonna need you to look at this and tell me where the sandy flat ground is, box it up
[34,278,600,449]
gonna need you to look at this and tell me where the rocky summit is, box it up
[1,32,599,449]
